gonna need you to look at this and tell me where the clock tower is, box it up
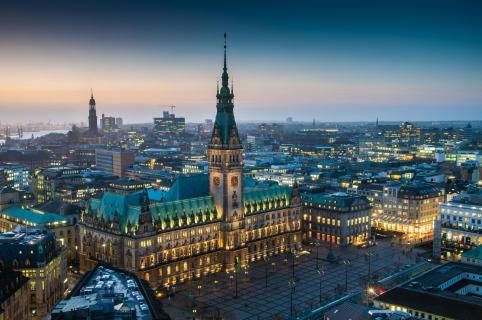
[208,34,246,271]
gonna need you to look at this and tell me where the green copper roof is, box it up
[87,185,218,234]
[89,191,143,233]
[146,174,209,202]
[213,111,238,146]
[163,175,209,201]
[2,207,67,225]
[243,185,292,215]
[462,246,482,260]
[150,196,218,229]
[209,33,241,148]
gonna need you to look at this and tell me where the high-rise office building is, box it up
[100,114,116,133]
[153,110,185,139]
[0,163,29,190]
[95,148,135,178]
[115,117,123,128]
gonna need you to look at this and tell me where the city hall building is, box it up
[79,35,302,288]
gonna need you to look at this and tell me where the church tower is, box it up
[208,34,246,271]
[88,90,98,134]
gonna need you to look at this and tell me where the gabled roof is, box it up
[88,184,218,234]
[150,196,218,227]
[89,191,144,232]
[243,184,293,215]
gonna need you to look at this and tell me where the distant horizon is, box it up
[3,102,482,125]
[2,0,482,124]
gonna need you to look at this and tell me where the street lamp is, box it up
[291,248,297,280]
[365,246,374,306]
[234,268,238,299]
[264,256,269,288]
[315,243,320,269]
[317,265,324,304]
[343,259,351,293]
[288,278,296,317]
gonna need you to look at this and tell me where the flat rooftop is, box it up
[375,262,482,320]
[0,226,52,245]
[52,265,153,320]
[1,207,67,226]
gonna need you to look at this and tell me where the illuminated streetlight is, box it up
[343,259,351,293]
[288,278,296,317]
[264,256,269,288]
[317,265,324,304]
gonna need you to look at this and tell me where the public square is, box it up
[163,238,429,319]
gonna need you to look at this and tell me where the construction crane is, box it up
[157,105,177,115]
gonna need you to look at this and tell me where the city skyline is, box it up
[1,3,482,317]
[1,0,482,123]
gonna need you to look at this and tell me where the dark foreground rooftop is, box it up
[51,264,169,320]
[375,262,482,320]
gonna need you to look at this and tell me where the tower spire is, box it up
[88,89,98,134]
[222,33,229,88]
[210,33,239,147]
[224,33,227,72]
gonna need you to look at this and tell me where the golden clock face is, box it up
[213,176,221,186]
[231,176,238,187]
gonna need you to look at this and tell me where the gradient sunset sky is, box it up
[1,0,482,123]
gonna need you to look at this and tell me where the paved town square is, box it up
[163,238,428,319]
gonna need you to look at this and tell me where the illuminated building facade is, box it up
[153,110,186,140]
[32,166,86,204]
[0,207,78,265]
[0,269,30,320]
[302,192,371,246]
[79,35,302,288]
[0,163,29,190]
[351,182,444,241]
[0,226,67,319]
[100,114,119,133]
[374,262,482,320]
[377,182,444,241]
[437,189,482,253]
